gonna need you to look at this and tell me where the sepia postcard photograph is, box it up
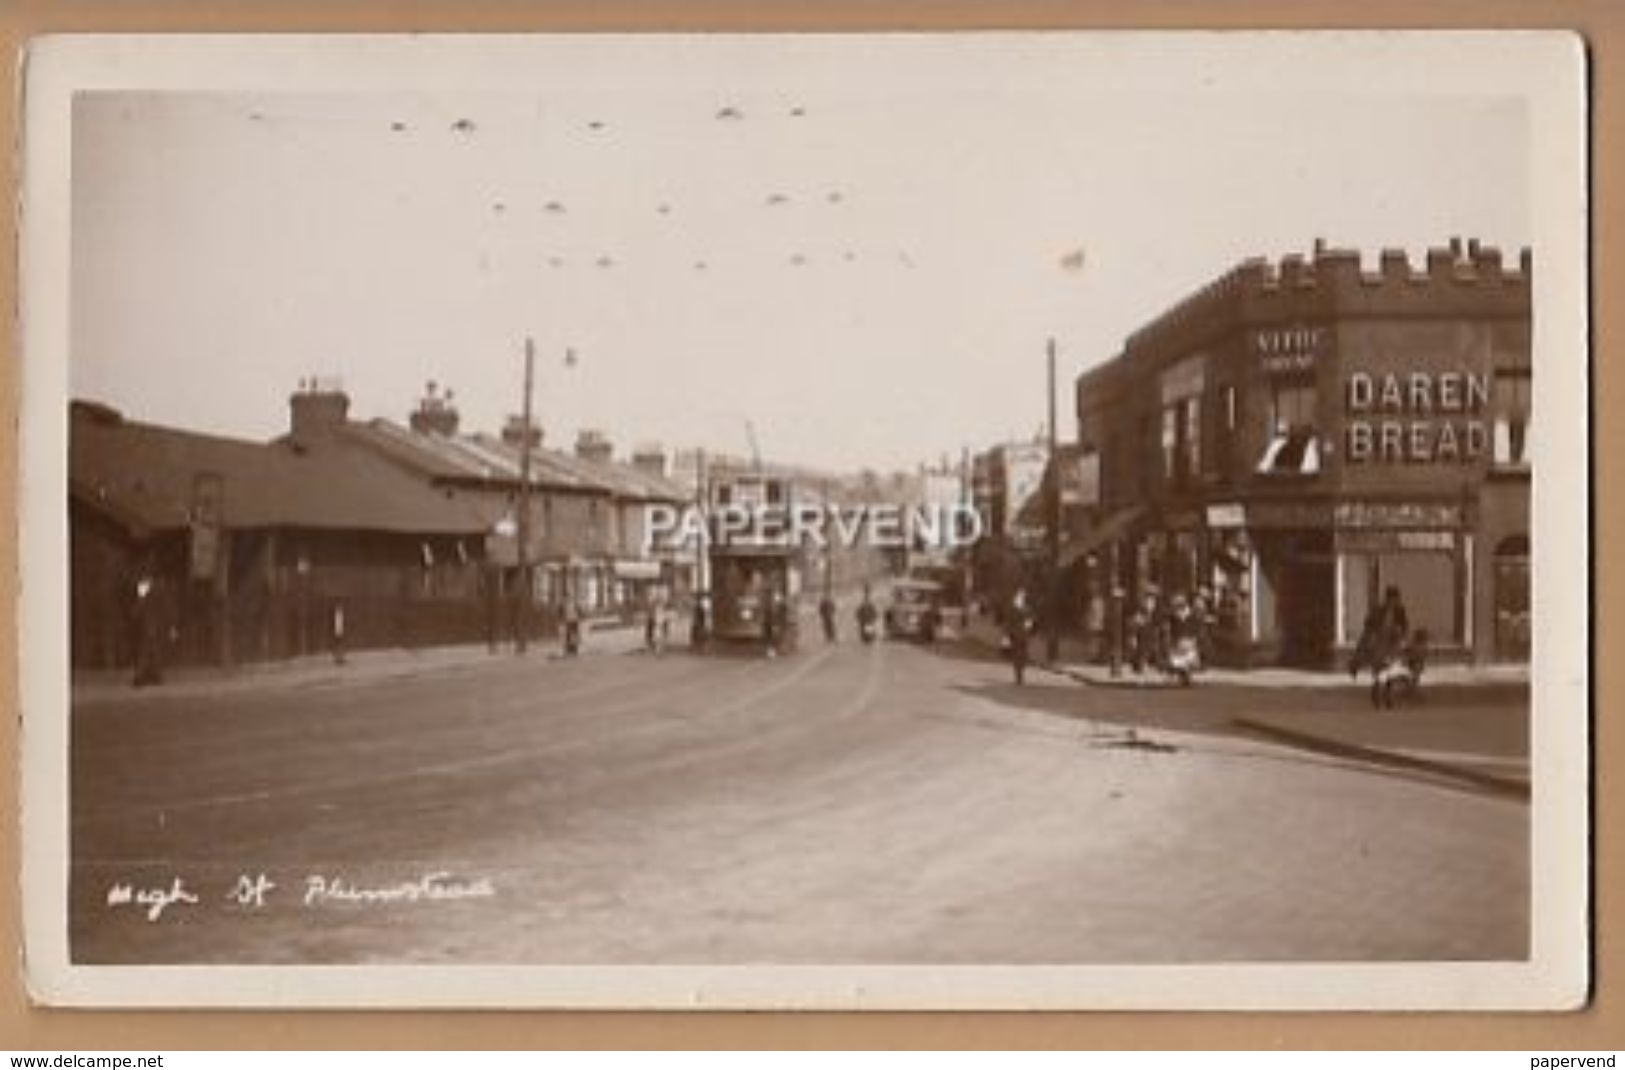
[18,31,1590,1010]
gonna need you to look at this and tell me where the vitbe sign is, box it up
[1254,325,1325,374]
[1344,370,1491,464]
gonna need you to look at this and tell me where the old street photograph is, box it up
[44,35,1572,988]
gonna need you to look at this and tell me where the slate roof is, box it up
[70,401,489,537]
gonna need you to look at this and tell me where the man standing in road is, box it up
[128,562,165,688]
[1007,587,1035,686]
[819,592,837,643]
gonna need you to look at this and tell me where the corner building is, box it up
[1075,241,1532,668]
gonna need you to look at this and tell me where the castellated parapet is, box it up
[1119,239,1530,364]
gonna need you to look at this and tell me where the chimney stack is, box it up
[409,380,460,437]
[575,429,613,465]
[288,377,350,446]
[631,443,667,478]
[501,414,542,449]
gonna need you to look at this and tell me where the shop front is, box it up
[1332,501,1470,662]
[1143,498,1472,669]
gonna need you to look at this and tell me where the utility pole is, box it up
[823,478,835,600]
[1046,337,1061,663]
[960,445,973,628]
[694,447,708,596]
[516,337,535,654]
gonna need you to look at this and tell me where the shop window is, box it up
[1375,552,1461,645]
[1494,368,1532,468]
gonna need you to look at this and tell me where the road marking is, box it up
[835,639,886,721]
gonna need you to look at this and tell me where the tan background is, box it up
[1,0,1614,1050]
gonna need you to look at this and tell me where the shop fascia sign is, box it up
[1334,501,1461,529]
[1344,370,1490,465]
[1205,502,1246,529]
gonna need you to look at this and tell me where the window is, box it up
[1182,395,1201,478]
[1258,380,1320,476]
[1494,368,1532,466]
[1223,384,1238,432]
[1271,381,1317,434]
[1161,406,1179,481]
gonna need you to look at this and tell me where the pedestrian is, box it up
[1375,585,1410,653]
[855,583,879,644]
[1007,587,1035,685]
[762,587,779,658]
[1085,587,1107,663]
[644,589,669,655]
[1165,592,1202,685]
[562,598,582,657]
[657,595,673,654]
[1131,589,1161,675]
[331,599,347,666]
[819,592,837,642]
[129,565,165,688]
[690,592,710,651]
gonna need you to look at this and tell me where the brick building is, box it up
[1073,240,1532,667]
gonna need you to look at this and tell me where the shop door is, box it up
[1494,536,1531,662]
[1277,533,1336,667]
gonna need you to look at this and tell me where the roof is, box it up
[466,433,689,503]
[71,402,490,537]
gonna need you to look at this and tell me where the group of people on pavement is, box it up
[1124,586,1217,684]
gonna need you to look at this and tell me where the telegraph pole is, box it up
[960,445,973,628]
[823,478,835,600]
[516,337,535,654]
[1046,337,1061,663]
[694,448,708,596]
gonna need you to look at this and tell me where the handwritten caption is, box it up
[105,871,496,922]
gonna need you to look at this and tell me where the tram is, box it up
[705,471,803,652]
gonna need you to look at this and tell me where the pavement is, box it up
[68,628,1528,965]
[958,616,1530,796]
[71,621,653,707]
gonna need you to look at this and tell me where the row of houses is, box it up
[973,239,1533,668]
[70,382,694,671]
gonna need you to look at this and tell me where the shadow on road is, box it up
[943,669,1530,802]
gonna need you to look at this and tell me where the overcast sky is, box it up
[69,36,1529,472]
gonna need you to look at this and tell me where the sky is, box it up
[68,36,1530,473]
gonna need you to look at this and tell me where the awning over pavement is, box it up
[1060,505,1147,567]
[613,559,663,580]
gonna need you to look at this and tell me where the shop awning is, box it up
[1257,429,1321,475]
[1060,505,1147,567]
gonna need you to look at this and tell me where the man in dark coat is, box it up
[129,564,165,687]
[1006,587,1035,685]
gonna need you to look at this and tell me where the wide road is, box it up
[70,634,1527,964]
